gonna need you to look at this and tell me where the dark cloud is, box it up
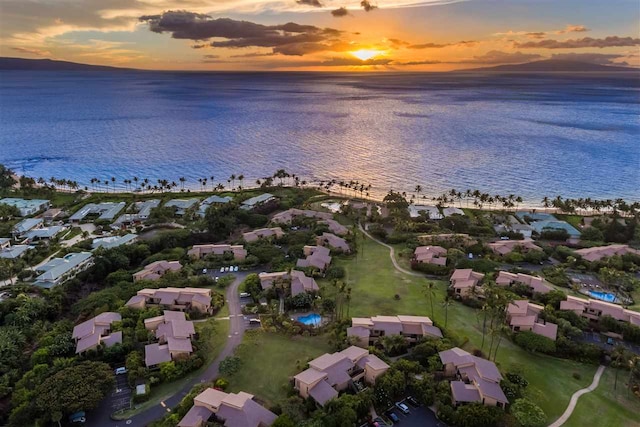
[192,44,207,49]
[409,40,477,49]
[230,52,277,58]
[457,50,543,64]
[320,57,392,66]
[550,52,628,65]
[203,54,219,58]
[360,0,377,12]
[515,36,640,49]
[331,7,349,17]
[388,38,408,47]
[140,10,344,56]
[296,0,323,6]
[11,47,51,56]
[395,59,442,65]
[525,32,546,39]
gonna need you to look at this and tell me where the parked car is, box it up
[219,267,225,273]
[69,412,86,424]
[386,411,400,423]
[202,268,207,274]
[114,367,127,375]
[249,318,261,325]
[240,292,251,298]
[395,402,410,414]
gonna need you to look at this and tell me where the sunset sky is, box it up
[1,0,639,71]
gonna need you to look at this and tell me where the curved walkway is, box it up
[358,223,424,277]
[548,365,606,427]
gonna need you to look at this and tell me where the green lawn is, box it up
[322,231,600,423]
[564,368,640,427]
[115,318,229,419]
[226,331,332,404]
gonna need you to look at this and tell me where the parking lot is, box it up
[383,401,447,427]
[111,373,132,412]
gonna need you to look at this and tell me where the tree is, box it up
[272,414,296,427]
[0,164,17,193]
[580,227,604,242]
[511,398,546,427]
[35,361,115,418]
[424,282,436,320]
[454,402,503,427]
[205,202,239,240]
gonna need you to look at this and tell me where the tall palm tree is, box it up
[442,295,452,329]
[424,282,436,320]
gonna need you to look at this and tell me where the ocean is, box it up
[0,71,638,203]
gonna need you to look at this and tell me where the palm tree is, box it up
[229,174,236,190]
[424,282,436,320]
[238,174,244,191]
[442,295,452,329]
[179,177,186,191]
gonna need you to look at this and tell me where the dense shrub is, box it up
[514,331,556,354]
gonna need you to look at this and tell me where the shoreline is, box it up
[13,180,636,217]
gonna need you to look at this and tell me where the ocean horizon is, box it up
[1,70,638,203]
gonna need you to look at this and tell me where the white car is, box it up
[233,266,239,272]
[202,268,207,274]
[395,402,410,414]
[220,267,225,273]
[115,367,127,375]
[240,292,251,298]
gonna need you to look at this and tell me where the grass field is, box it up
[321,231,602,423]
[226,331,332,405]
[564,368,640,427]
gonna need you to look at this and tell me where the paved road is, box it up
[89,273,248,427]
[358,223,424,278]
[547,365,606,427]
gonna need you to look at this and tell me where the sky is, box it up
[1,0,639,71]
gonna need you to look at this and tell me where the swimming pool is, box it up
[588,290,618,303]
[297,313,322,326]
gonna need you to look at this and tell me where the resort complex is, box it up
[0,175,639,427]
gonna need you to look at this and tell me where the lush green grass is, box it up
[555,214,584,229]
[116,318,229,418]
[226,331,332,404]
[564,368,640,427]
[322,231,599,423]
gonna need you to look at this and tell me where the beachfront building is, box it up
[188,244,247,261]
[92,234,138,250]
[450,269,485,298]
[178,388,277,427]
[488,239,542,256]
[409,204,443,220]
[165,198,200,216]
[12,218,43,238]
[296,245,332,271]
[293,346,389,406]
[126,287,212,313]
[198,195,233,216]
[144,311,195,367]
[0,198,49,216]
[574,244,640,262]
[495,271,552,294]
[242,227,284,243]
[493,216,534,238]
[319,219,349,236]
[41,208,63,224]
[34,252,94,288]
[23,225,66,242]
[560,296,640,326]
[133,260,182,281]
[442,207,465,217]
[69,202,126,223]
[347,315,443,347]
[258,270,319,296]
[240,193,277,211]
[112,199,161,228]
[316,232,350,253]
[418,233,477,247]
[506,300,558,340]
[72,312,122,354]
[413,246,447,266]
[439,347,508,408]
[272,208,333,224]
[0,241,32,259]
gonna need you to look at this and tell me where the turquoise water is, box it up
[588,290,618,303]
[1,71,638,202]
[297,313,322,326]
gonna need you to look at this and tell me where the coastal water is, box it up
[0,71,638,203]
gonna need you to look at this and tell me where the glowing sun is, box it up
[351,49,381,61]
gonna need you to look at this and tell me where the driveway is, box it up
[88,273,248,427]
